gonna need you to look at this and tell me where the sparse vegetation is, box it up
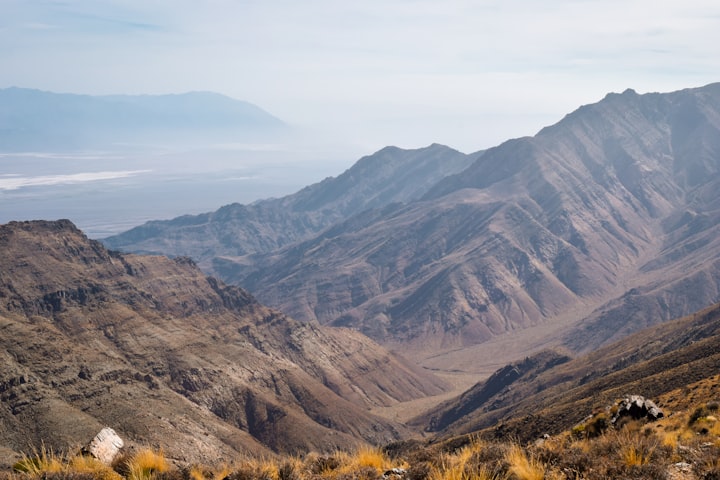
[10,445,120,480]
[12,446,64,476]
[6,376,720,480]
[123,449,169,480]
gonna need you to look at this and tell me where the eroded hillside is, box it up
[0,220,447,463]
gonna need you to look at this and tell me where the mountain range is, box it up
[0,87,288,151]
[105,83,720,366]
[2,220,720,468]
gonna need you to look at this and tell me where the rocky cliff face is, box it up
[0,220,447,462]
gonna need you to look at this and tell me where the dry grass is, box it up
[11,445,121,480]
[124,448,169,480]
[504,444,544,480]
[425,439,505,480]
[428,444,475,480]
[67,455,123,480]
[12,446,64,476]
[7,376,720,480]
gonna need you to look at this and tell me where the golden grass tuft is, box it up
[125,448,169,480]
[426,436,498,480]
[12,445,64,475]
[429,446,472,480]
[249,457,279,480]
[68,455,123,480]
[188,464,231,480]
[621,445,649,467]
[189,465,207,480]
[311,447,395,480]
[504,444,544,480]
[353,446,389,470]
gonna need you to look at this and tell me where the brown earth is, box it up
[415,301,720,441]
[0,220,448,464]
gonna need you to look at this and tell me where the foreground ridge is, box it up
[6,376,720,480]
[0,220,447,464]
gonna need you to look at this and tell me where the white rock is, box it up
[85,427,124,466]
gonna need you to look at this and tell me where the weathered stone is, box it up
[84,427,124,466]
[611,395,664,424]
[645,399,664,420]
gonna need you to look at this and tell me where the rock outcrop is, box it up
[612,395,664,424]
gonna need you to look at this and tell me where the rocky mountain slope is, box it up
[0,220,447,463]
[413,300,720,441]
[104,144,475,268]
[212,83,720,355]
[0,87,287,151]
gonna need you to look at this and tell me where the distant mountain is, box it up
[0,87,288,150]
[105,83,720,362]
[103,143,477,267]
[0,220,447,462]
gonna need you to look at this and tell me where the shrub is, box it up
[690,406,709,426]
[585,413,610,438]
[571,424,585,439]
[308,454,341,475]
[277,460,300,480]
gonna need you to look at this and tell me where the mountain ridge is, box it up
[104,82,720,364]
[104,143,476,267]
[210,82,720,356]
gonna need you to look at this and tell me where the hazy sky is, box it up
[2,0,719,153]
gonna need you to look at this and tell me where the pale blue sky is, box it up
[2,0,719,153]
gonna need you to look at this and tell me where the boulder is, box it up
[611,395,664,424]
[84,427,124,466]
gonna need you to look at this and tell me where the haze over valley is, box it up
[0,88,359,237]
[3,1,720,477]
[105,83,720,368]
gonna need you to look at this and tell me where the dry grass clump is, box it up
[67,455,123,480]
[503,444,546,480]
[427,443,478,480]
[306,447,396,480]
[220,447,394,480]
[11,445,122,480]
[123,449,169,480]
[12,446,65,476]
